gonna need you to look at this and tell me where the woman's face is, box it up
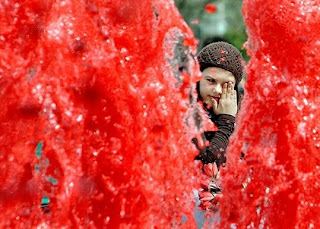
[199,67,236,107]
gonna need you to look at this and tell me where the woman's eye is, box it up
[207,78,215,83]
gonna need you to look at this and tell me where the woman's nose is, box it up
[213,84,222,94]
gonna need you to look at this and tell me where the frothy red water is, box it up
[220,0,320,228]
[204,3,217,14]
[0,0,202,227]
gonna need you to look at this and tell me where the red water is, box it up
[0,0,202,228]
[220,0,320,228]
[204,3,217,14]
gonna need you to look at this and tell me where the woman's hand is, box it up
[212,82,237,117]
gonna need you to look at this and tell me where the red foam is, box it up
[220,0,320,228]
[0,0,202,227]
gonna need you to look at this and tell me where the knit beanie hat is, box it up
[197,42,244,84]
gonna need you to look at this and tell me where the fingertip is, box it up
[212,99,218,110]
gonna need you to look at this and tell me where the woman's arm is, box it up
[196,114,235,166]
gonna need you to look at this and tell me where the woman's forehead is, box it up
[203,67,236,82]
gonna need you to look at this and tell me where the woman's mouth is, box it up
[210,96,220,103]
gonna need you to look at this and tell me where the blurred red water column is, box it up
[204,3,217,14]
[220,0,320,228]
[0,0,202,228]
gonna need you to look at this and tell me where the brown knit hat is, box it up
[197,42,244,84]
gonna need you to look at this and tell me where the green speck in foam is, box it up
[41,196,50,205]
[35,141,43,159]
[48,176,58,185]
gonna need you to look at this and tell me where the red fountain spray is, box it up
[220,0,320,228]
[0,0,203,228]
